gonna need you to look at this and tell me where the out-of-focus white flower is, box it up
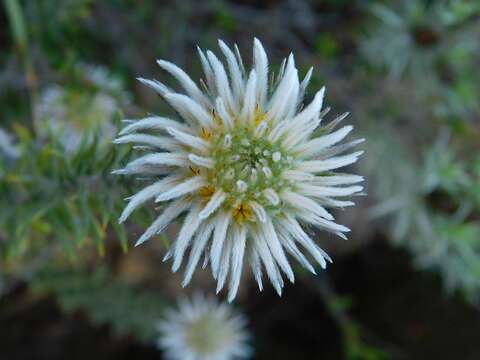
[78,63,124,93]
[34,84,118,152]
[0,128,20,160]
[157,294,251,360]
[76,63,132,104]
[115,38,364,301]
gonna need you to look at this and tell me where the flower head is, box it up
[0,128,20,161]
[157,294,251,360]
[115,38,364,301]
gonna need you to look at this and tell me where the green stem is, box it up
[4,0,38,125]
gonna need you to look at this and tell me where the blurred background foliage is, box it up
[1,0,480,359]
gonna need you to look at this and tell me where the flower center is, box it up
[205,124,293,220]
[186,313,232,355]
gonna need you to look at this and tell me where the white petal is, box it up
[277,227,316,274]
[216,233,233,293]
[282,190,334,220]
[253,38,268,108]
[234,43,246,75]
[315,197,355,208]
[135,198,190,246]
[182,220,215,286]
[215,97,234,129]
[188,154,215,169]
[112,164,172,176]
[298,66,313,104]
[172,203,203,272]
[310,174,364,186]
[228,226,247,302]
[119,116,191,136]
[298,211,350,234]
[199,190,226,219]
[263,188,280,206]
[275,58,287,87]
[280,216,328,269]
[290,87,325,125]
[197,46,216,94]
[322,112,350,134]
[137,77,171,96]
[249,201,267,223]
[122,152,189,171]
[207,50,236,113]
[298,151,364,173]
[262,218,295,283]
[119,175,181,223]
[157,59,211,108]
[164,93,214,128]
[283,169,315,182]
[113,134,179,151]
[155,175,206,202]
[248,247,263,291]
[271,88,325,144]
[210,211,231,276]
[218,40,244,101]
[316,138,365,159]
[297,184,364,198]
[295,125,353,157]
[166,127,210,152]
[240,70,257,123]
[252,230,282,296]
[266,54,300,123]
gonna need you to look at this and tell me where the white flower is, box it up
[34,65,126,153]
[157,294,252,360]
[0,128,20,160]
[115,38,364,301]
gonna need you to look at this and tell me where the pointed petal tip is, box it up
[134,237,148,247]
[171,261,181,273]
[118,212,128,223]
[156,59,169,66]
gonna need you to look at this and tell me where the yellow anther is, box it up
[199,185,215,200]
[200,127,212,140]
[189,166,201,176]
[254,104,267,126]
[233,203,253,223]
[211,109,223,126]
